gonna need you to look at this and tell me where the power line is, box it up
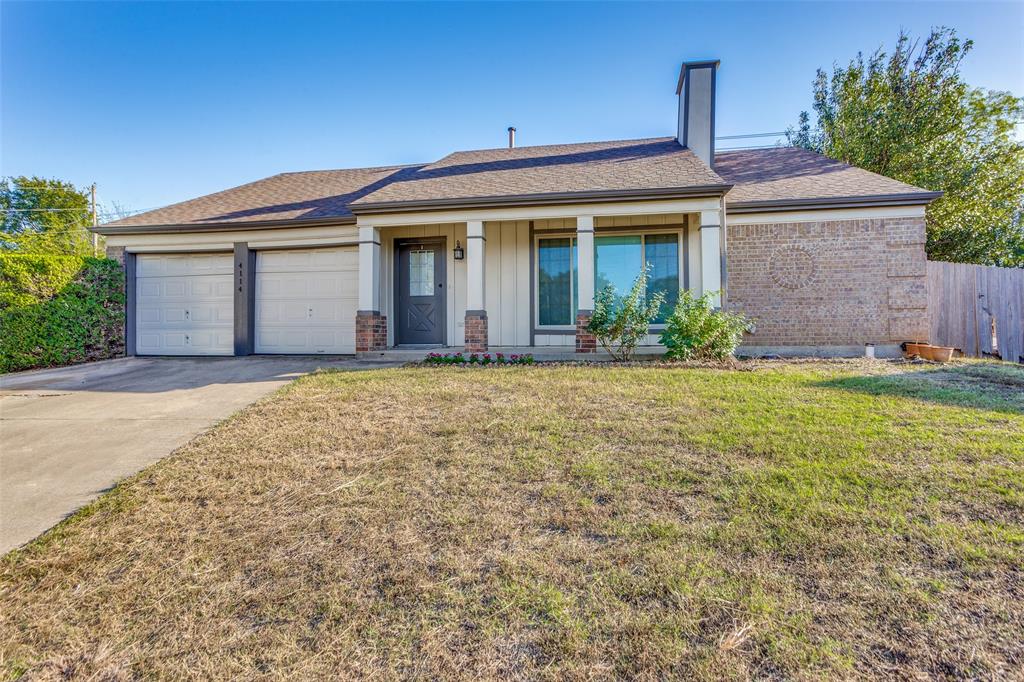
[0,208,92,213]
[718,144,786,150]
[716,130,786,140]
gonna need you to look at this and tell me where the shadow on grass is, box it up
[817,363,1024,416]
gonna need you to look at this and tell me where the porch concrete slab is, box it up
[0,356,399,554]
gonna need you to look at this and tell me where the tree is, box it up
[0,177,95,256]
[788,29,1024,268]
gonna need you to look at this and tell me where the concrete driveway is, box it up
[0,356,396,554]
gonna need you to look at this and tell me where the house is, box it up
[94,60,939,358]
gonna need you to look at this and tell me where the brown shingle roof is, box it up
[98,141,938,233]
[102,165,421,228]
[350,137,729,209]
[715,147,937,208]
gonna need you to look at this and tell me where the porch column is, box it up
[356,225,386,352]
[464,219,488,352]
[575,215,597,353]
[699,209,722,307]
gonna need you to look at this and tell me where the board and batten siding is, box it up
[484,220,531,347]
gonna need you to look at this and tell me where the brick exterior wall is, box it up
[725,216,929,346]
[105,245,126,265]
[464,311,488,352]
[355,311,388,352]
[575,310,596,353]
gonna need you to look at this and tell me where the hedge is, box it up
[0,255,125,373]
[0,253,85,309]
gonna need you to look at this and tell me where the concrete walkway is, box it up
[0,356,397,554]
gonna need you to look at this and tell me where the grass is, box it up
[1,359,1022,679]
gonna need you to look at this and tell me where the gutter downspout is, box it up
[719,195,728,308]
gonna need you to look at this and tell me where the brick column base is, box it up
[576,310,596,353]
[464,310,488,352]
[355,311,387,352]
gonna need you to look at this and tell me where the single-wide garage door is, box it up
[255,247,358,354]
[135,253,234,355]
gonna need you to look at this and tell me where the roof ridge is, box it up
[443,135,677,156]
[277,162,426,176]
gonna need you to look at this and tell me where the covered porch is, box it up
[353,197,726,356]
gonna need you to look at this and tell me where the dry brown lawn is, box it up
[2,360,1022,680]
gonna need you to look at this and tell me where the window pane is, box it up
[538,238,572,325]
[409,250,434,297]
[595,235,642,307]
[645,234,679,322]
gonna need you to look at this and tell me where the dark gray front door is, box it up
[396,240,446,345]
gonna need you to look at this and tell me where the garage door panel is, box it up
[256,327,354,354]
[257,249,357,273]
[255,247,357,354]
[255,273,356,300]
[137,253,232,277]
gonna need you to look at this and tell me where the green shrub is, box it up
[0,257,124,373]
[588,267,664,361]
[658,289,753,361]
[0,253,86,309]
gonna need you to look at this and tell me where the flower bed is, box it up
[423,352,534,366]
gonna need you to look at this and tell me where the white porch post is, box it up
[575,215,597,353]
[464,220,488,351]
[356,224,385,352]
[358,225,381,311]
[699,209,722,307]
[576,215,595,310]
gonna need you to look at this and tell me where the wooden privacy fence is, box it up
[928,260,1024,363]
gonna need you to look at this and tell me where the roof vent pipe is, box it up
[508,126,516,149]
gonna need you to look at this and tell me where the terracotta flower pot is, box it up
[904,343,954,362]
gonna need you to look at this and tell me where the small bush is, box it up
[658,289,752,361]
[423,352,534,366]
[587,267,664,361]
[0,253,86,309]
[0,257,125,373]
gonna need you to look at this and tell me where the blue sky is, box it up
[2,1,1021,216]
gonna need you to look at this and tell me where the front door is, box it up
[396,240,446,345]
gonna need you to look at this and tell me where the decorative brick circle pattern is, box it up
[768,245,816,290]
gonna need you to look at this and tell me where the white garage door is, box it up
[255,247,358,354]
[135,253,234,356]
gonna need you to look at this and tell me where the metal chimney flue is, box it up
[507,126,516,149]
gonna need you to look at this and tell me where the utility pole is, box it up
[90,183,99,256]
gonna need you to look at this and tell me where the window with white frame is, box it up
[535,231,681,327]
[537,237,577,326]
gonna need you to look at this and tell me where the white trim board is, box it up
[108,224,359,252]
[725,205,925,225]
[356,198,722,228]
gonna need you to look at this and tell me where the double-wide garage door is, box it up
[135,247,358,356]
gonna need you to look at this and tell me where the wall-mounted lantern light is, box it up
[453,240,465,261]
